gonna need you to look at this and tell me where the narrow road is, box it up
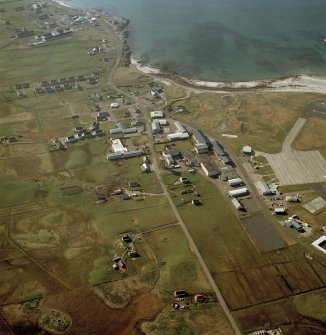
[104,22,242,334]
[145,116,242,335]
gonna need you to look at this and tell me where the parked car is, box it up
[65,135,77,143]
[81,131,94,139]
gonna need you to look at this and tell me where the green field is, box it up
[171,92,323,154]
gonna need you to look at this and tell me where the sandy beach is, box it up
[131,57,326,93]
[52,0,72,8]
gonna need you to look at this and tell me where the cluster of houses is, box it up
[32,73,100,94]
[31,27,73,46]
[65,112,105,144]
[65,125,104,144]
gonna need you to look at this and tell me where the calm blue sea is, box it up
[67,0,326,81]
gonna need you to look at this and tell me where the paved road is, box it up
[282,117,306,152]
[105,23,242,334]
[144,117,242,335]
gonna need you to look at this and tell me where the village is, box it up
[0,1,325,335]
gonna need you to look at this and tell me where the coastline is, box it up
[131,56,326,93]
[53,0,326,94]
[52,0,72,8]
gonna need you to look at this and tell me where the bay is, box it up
[67,0,326,81]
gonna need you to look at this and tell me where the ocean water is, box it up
[67,0,326,81]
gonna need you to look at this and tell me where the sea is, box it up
[66,0,326,82]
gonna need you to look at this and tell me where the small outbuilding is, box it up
[141,163,150,173]
[150,111,164,119]
[242,145,253,155]
[229,187,248,198]
[228,177,242,187]
[110,102,120,109]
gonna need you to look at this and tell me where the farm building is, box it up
[174,121,187,133]
[255,180,274,195]
[311,236,326,254]
[243,145,253,155]
[150,111,164,119]
[229,187,248,198]
[167,132,190,141]
[151,120,161,134]
[228,177,242,187]
[200,161,219,177]
[192,129,210,154]
[231,198,244,210]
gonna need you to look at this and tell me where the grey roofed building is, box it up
[255,180,274,195]
[221,155,232,165]
[220,165,238,181]
[211,140,226,157]
[192,129,211,153]
[200,161,219,177]
[174,121,187,133]
[192,129,211,146]
[163,149,181,158]
[107,150,144,160]
[110,123,137,135]
[151,120,161,134]
[195,143,209,153]
[167,132,190,140]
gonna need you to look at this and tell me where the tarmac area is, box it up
[242,215,286,252]
[302,100,326,119]
[256,118,326,185]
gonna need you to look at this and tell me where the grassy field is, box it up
[164,85,188,101]
[113,66,152,88]
[292,117,326,159]
[143,305,234,335]
[172,92,323,154]
[145,226,211,293]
